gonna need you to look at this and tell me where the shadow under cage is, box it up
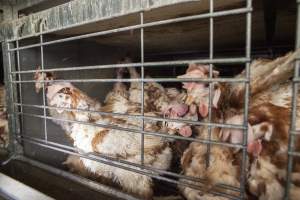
[1,0,300,199]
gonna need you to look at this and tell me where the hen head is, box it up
[220,114,274,157]
[178,63,221,118]
[34,67,54,93]
[163,102,195,137]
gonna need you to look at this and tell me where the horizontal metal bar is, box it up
[0,152,17,166]
[7,34,38,43]
[7,7,251,47]
[18,136,241,199]
[10,57,250,75]
[18,134,241,193]
[9,43,41,51]
[11,77,248,84]
[293,78,300,82]
[14,103,246,130]
[16,111,245,149]
[290,130,300,135]
[19,134,157,174]
[288,151,300,157]
[14,155,140,200]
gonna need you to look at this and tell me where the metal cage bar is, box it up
[2,1,254,199]
[16,134,240,191]
[16,40,24,139]
[9,57,250,74]
[10,75,249,83]
[15,135,241,199]
[6,42,20,154]
[15,111,245,149]
[239,0,252,198]
[15,155,140,200]
[206,0,214,169]
[285,1,300,198]
[1,42,15,154]
[7,7,252,48]
[13,102,246,129]
[285,59,299,200]
[140,11,145,165]
[40,34,48,142]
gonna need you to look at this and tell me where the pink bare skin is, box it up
[186,63,219,77]
[247,139,262,157]
[164,103,189,118]
[164,103,194,137]
[179,125,193,137]
[220,114,274,157]
[178,63,221,118]
[177,104,198,137]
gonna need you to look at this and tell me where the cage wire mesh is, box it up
[285,2,300,197]
[1,0,300,199]
[285,54,300,200]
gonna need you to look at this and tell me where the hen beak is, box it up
[186,95,194,105]
[177,74,189,79]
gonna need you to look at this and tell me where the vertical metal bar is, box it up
[285,1,300,198]
[140,11,145,165]
[240,0,252,198]
[40,34,48,142]
[285,61,299,200]
[2,42,13,152]
[5,42,18,153]
[296,0,300,49]
[16,40,23,137]
[206,0,214,168]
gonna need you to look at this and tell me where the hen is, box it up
[126,66,192,137]
[219,52,300,200]
[244,103,300,200]
[217,54,300,183]
[177,51,300,199]
[34,67,174,199]
[179,123,240,200]
[34,69,102,133]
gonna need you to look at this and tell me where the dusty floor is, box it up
[0,154,184,200]
[0,156,121,200]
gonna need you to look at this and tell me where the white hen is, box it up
[34,67,173,199]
